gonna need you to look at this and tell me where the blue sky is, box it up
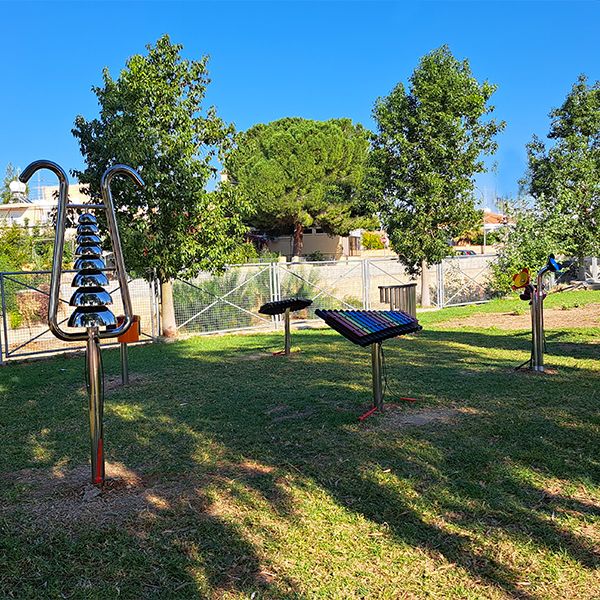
[1,0,598,207]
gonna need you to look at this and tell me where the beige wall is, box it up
[0,203,56,227]
[268,228,346,259]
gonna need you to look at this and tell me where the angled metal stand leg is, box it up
[87,328,104,485]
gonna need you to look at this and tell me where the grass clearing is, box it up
[0,295,599,598]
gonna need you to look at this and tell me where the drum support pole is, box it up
[120,342,129,385]
[284,308,291,356]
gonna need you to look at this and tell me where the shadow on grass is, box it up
[1,326,598,597]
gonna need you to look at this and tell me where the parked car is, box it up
[453,249,477,256]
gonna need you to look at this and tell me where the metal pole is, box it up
[284,308,291,355]
[530,292,539,370]
[371,342,383,411]
[436,262,445,309]
[120,342,129,385]
[0,274,8,365]
[533,274,545,372]
[86,327,105,485]
[362,259,371,310]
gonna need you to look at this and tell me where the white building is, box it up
[0,183,89,228]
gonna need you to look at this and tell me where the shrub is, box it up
[361,231,384,250]
[305,250,327,262]
[489,207,561,294]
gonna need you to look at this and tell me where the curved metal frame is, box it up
[20,162,144,341]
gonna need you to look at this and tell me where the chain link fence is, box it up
[5,254,596,363]
[0,270,157,362]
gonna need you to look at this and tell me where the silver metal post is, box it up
[86,328,104,485]
[120,342,129,385]
[371,342,383,411]
[0,274,9,365]
[530,291,540,370]
[284,308,291,355]
[533,270,547,371]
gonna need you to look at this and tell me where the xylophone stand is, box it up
[371,342,383,411]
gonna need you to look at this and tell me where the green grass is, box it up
[419,289,600,325]
[0,296,599,599]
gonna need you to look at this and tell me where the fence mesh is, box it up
[174,264,273,335]
[4,254,596,362]
[0,271,155,360]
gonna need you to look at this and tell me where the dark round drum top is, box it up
[258,297,313,316]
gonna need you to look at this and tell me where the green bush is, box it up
[489,208,561,294]
[361,231,384,250]
[305,250,327,262]
[8,311,22,329]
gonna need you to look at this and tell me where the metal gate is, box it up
[436,254,498,308]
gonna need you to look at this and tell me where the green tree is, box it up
[369,46,504,305]
[522,75,600,279]
[490,202,562,293]
[72,35,250,336]
[2,163,23,204]
[225,117,373,256]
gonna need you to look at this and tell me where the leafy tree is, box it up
[489,202,562,293]
[225,117,373,256]
[368,46,504,305]
[522,75,600,279]
[72,35,250,336]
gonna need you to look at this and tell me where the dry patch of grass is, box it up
[443,303,600,330]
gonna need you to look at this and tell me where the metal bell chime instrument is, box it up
[513,254,562,372]
[19,161,144,484]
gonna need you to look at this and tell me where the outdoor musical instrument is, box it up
[315,309,421,413]
[259,297,312,355]
[19,161,144,484]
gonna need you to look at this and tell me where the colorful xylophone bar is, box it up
[315,309,421,347]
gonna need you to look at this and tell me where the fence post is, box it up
[591,257,599,282]
[362,259,371,309]
[0,274,6,365]
[148,275,156,340]
[270,262,282,328]
[436,261,445,309]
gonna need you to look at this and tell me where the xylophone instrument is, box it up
[315,309,421,413]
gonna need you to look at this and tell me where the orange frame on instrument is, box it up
[117,315,141,343]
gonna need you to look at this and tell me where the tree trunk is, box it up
[420,259,431,307]
[292,222,304,257]
[578,255,586,281]
[160,279,178,338]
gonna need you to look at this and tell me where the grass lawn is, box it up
[0,293,599,599]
